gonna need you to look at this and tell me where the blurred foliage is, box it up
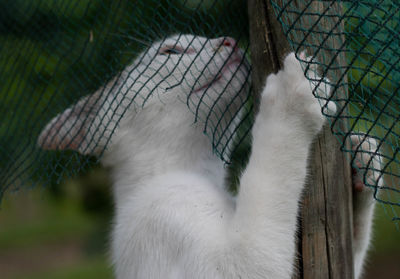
[344,1,400,220]
[0,0,249,197]
[1,185,399,278]
[0,0,399,277]
[0,183,113,279]
[345,1,400,99]
[271,0,400,222]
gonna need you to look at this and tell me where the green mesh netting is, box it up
[1,0,400,225]
[271,0,400,222]
[0,0,252,197]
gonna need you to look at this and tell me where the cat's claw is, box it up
[350,134,381,279]
[261,52,336,136]
[350,135,382,200]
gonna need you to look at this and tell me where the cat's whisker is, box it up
[109,33,152,47]
[133,28,160,43]
[117,50,141,55]
[146,27,164,41]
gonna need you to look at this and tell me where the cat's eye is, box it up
[159,46,183,55]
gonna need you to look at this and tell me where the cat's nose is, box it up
[214,37,238,53]
[221,37,237,49]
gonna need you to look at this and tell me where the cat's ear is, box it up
[38,92,104,155]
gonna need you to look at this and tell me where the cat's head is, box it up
[38,34,250,158]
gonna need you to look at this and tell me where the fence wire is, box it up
[271,0,400,222]
[1,0,400,225]
[0,0,251,198]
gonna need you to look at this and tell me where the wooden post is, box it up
[248,1,354,278]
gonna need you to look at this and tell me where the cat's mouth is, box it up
[193,74,223,93]
[192,56,244,94]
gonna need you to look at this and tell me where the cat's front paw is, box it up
[261,52,336,136]
[351,135,383,204]
[350,135,382,279]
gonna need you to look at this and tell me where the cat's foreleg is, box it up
[350,135,382,279]
[229,53,334,278]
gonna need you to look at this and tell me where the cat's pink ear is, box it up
[38,93,102,155]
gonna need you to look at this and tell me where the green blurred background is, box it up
[1,168,400,279]
[1,0,399,278]
[0,167,114,279]
[0,0,249,196]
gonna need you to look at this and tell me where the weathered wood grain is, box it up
[248,1,354,278]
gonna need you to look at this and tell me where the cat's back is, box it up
[112,171,235,279]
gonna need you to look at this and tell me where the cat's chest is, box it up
[112,172,234,278]
[117,171,233,236]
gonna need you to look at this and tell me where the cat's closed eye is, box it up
[159,46,184,55]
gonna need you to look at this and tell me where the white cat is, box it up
[38,34,380,279]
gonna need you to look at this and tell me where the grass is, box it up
[372,204,400,254]
[0,184,112,279]
[12,256,112,279]
[0,190,98,250]
[0,179,399,279]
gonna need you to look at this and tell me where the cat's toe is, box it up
[261,51,335,135]
[351,135,383,196]
[282,52,305,84]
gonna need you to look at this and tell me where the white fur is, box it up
[351,135,382,279]
[38,35,378,279]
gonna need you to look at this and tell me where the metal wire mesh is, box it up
[2,0,400,226]
[0,0,251,198]
[270,0,400,222]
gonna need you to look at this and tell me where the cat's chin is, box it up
[192,74,223,94]
[191,60,245,95]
